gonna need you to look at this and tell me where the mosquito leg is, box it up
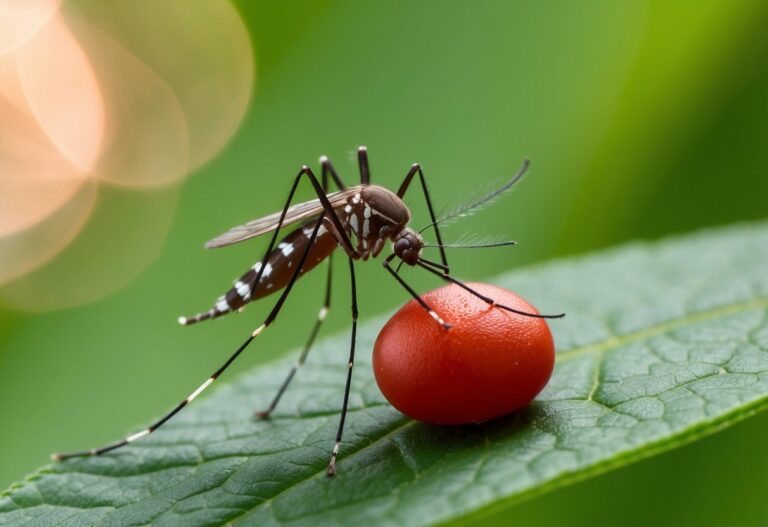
[316,159,360,258]
[259,165,358,278]
[357,146,370,185]
[54,160,362,460]
[256,156,354,419]
[382,254,452,330]
[327,257,358,477]
[416,258,449,273]
[397,163,449,271]
[238,164,358,296]
[321,155,347,191]
[256,254,333,418]
[294,166,359,257]
[395,255,449,276]
[244,163,359,262]
[53,215,328,461]
[417,258,566,319]
[285,161,365,262]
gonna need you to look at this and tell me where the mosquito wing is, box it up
[204,188,356,248]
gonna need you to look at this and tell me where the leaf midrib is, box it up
[557,296,768,363]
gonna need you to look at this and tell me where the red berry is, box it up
[373,282,555,425]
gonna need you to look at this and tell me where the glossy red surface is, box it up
[373,283,555,424]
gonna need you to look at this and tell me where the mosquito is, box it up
[53,147,564,476]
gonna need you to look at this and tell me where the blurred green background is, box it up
[2,1,768,525]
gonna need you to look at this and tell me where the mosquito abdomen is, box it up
[180,221,337,325]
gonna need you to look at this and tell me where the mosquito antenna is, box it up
[423,232,518,250]
[418,158,530,234]
[424,240,517,249]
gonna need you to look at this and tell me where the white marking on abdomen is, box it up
[279,242,294,256]
[304,224,328,237]
[235,281,251,298]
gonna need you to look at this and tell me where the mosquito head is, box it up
[393,227,424,266]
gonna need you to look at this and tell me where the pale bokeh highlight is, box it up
[73,26,190,187]
[0,0,254,309]
[78,1,254,170]
[0,181,96,284]
[15,15,104,173]
[0,0,62,55]
[0,91,90,237]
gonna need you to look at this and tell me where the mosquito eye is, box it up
[394,238,409,253]
[403,249,419,264]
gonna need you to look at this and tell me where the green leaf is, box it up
[2,222,767,526]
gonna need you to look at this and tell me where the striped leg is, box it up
[397,163,449,271]
[256,254,333,418]
[417,258,566,319]
[180,160,350,326]
[180,156,347,327]
[253,158,343,418]
[320,155,346,191]
[382,253,452,330]
[357,146,370,185]
[326,257,358,477]
[52,164,357,460]
[52,214,329,461]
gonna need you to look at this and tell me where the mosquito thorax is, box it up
[393,227,424,265]
[361,185,411,227]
